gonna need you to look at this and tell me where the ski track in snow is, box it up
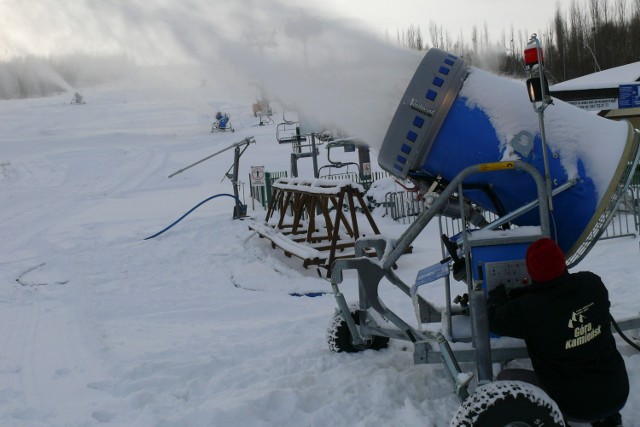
[1,69,640,427]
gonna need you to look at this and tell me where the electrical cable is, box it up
[143,193,240,240]
[610,314,640,352]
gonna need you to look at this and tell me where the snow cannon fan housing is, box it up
[379,48,640,264]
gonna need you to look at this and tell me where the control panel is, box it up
[483,259,530,293]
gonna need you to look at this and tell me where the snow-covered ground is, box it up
[2,66,640,427]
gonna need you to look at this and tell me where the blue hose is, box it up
[144,193,240,240]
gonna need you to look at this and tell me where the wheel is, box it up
[326,303,389,353]
[450,381,565,427]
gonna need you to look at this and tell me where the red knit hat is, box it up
[526,238,567,282]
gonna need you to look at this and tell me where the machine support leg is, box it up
[437,333,470,401]
[331,283,366,346]
[470,287,493,384]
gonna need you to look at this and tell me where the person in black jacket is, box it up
[488,237,629,427]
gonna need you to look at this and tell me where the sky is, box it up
[0,0,565,62]
[320,0,562,43]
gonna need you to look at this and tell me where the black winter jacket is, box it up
[488,271,629,420]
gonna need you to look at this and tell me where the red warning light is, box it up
[524,45,544,66]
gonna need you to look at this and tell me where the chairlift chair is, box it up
[318,140,360,179]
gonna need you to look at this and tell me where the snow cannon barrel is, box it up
[379,48,640,262]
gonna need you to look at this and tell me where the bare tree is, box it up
[471,25,479,52]
[429,21,444,49]
[483,21,490,47]
[393,0,640,81]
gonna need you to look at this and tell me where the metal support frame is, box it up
[330,160,553,399]
[383,161,550,271]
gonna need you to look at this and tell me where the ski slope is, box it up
[1,67,640,427]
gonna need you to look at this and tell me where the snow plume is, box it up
[218,12,423,150]
[467,44,511,75]
[0,56,73,100]
[0,0,423,148]
[0,54,134,100]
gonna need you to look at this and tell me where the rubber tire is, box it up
[450,381,565,427]
[326,303,389,353]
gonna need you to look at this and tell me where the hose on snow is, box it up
[144,193,240,240]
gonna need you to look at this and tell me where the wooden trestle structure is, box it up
[248,177,381,277]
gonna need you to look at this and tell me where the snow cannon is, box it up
[379,48,640,264]
[326,47,640,425]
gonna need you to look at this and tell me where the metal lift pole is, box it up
[167,137,255,219]
[527,34,554,212]
[168,137,255,179]
[311,134,319,178]
[231,144,244,219]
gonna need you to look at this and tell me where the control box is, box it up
[466,229,541,294]
[483,259,530,293]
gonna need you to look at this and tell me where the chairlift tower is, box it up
[244,30,277,126]
[284,11,324,69]
[276,120,320,179]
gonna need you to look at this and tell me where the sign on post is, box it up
[361,162,372,178]
[250,166,266,186]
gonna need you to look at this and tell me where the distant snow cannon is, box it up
[71,92,85,105]
[378,48,640,264]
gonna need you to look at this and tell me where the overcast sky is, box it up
[0,0,568,62]
[321,0,562,43]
